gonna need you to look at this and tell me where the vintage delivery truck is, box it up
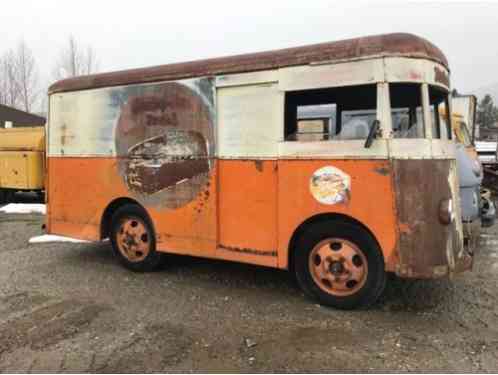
[45,33,471,309]
[0,126,45,203]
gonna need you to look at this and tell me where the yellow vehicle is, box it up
[0,126,45,203]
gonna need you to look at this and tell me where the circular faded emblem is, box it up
[310,166,351,205]
[115,81,214,210]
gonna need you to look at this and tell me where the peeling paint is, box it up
[398,222,412,235]
[434,66,450,87]
[374,166,390,176]
[219,244,277,257]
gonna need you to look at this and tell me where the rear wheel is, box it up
[294,220,386,309]
[110,204,164,272]
[0,189,13,204]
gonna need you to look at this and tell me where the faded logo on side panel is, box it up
[310,166,351,205]
[114,79,215,210]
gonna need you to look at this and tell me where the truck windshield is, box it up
[389,83,425,139]
[430,86,452,140]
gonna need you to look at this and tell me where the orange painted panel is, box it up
[217,160,278,267]
[48,157,398,272]
[277,159,398,271]
[47,157,217,256]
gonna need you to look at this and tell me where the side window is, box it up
[292,104,336,141]
[285,85,377,142]
[429,85,452,140]
[389,83,425,139]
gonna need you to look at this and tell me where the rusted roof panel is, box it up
[49,33,449,94]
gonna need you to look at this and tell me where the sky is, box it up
[2,0,498,106]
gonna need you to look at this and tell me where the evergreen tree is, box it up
[477,94,498,128]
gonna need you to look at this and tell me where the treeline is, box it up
[477,94,498,128]
[0,36,99,114]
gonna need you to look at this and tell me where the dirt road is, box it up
[1,197,498,372]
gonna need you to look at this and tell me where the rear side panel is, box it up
[393,159,467,278]
[0,151,44,190]
[47,77,218,257]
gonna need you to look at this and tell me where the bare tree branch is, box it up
[14,40,39,112]
[53,35,100,80]
[0,49,21,108]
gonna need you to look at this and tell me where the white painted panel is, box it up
[388,139,433,159]
[384,58,450,91]
[48,78,215,157]
[217,83,282,158]
[216,70,278,88]
[279,59,384,92]
[431,139,456,159]
[278,139,389,159]
[49,90,116,156]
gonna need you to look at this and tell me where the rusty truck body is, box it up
[46,33,470,309]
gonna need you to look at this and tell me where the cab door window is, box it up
[429,85,452,140]
[285,84,377,141]
[389,83,425,138]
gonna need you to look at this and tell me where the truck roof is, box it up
[48,33,448,94]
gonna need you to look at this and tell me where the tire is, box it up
[109,204,164,272]
[0,189,13,204]
[294,220,386,310]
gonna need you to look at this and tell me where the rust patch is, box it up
[373,166,390,176]
[254,160,263,172]
[398,222,412,235]
[393,160,463,279]
[219,245,277,257]
[59,123,74,146]
[434,66,449,87]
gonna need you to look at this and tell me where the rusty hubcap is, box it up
[116,217,151,262]
[309,238,368,297]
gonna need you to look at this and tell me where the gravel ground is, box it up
[0,193,498,372]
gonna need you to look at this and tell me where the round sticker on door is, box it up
[310,166,351,205]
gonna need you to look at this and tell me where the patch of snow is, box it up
[29,234,90,244]
[0,203,46,214]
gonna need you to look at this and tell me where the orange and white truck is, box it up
[45,33,471,309]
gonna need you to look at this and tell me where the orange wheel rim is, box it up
[116,217,151,262]
[308,238,368,297]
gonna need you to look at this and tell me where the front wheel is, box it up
[294,220,386,309]
[110,204,164,272]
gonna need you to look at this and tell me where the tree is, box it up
[477,94,498,128]
[0,49,21,107]
[52,35,99,80]
[14,40,39,112]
